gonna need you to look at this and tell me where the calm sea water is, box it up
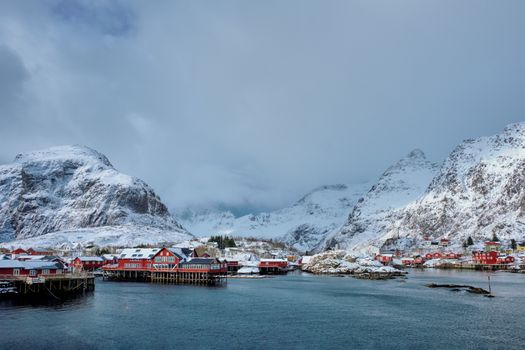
[1,270,524,350]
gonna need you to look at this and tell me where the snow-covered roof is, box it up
[0,260,25,268]
[119,248,160,259]
[260,258,288,262]
[168,247,191,260]
[0,260,63,269]
[75,256,104,262]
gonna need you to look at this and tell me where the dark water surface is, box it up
[1,270,524,350]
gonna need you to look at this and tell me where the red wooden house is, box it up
[73,257,106,271]
[179,258,227,274]
[425,252,443,259]
[496,255,515,264]
[0,260,67,279]
[473,251,498,265]
[150,247,184,271]
[11,248,27,256]
[112,248,161,270]
[484,241,501,252]
[376,254,393,265]
[27,248,53,256]
[444,252,460,259]
[401,257,415,266]
[258,259,289,274]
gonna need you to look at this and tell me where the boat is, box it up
[0,281,18,295]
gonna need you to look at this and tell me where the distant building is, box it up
[258,259,289,274]
[484,241,501,252]
[72,256,106,271]
[471,251,513,265]
[439,239,450,247]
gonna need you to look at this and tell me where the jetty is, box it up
[0,258,95,299]
[0,273,95,298]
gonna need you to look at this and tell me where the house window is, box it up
[13,269,20,276]
[29,270,37,277]
[43,269,50,275]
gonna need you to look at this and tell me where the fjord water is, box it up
[1,271,524,350]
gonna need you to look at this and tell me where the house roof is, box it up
[119,248,160,259]
[75,256,104,262]
[170,247,192,259]
[182,258,219,265]
[260,258,288,262]
[0,260,64,270]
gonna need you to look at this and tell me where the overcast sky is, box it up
[1,1,525,215]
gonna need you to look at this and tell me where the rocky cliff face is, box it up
[321,149,440,254]
[389,123,525,244]
[0,145,191,245]
[179,183,371,252]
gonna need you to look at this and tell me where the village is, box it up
[373,236,525,271]
[1,235,525,300]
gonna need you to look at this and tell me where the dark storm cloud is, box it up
[1,0,525,215]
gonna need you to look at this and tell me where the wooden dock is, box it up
[0,273,95,298]
[102,269,226,286]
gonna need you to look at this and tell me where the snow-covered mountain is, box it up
[179,183,371,252]
[0,145,192,248]
[388,123,525,245]
[321,149,440,254]
[323,124,525,254]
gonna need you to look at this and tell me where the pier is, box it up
[102,269,226,286]
[0,273,95,298]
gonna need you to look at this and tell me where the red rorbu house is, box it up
[219,259,240,273]
[444,252,461,259]
[26,248,53,256]
[0,260,67,279]
[474,251,516,265]
[496,255,515,264]
[11,248,27,256]
[150,247,184,271]
[484,241,501,252]
[258,259,289,274]
[376,254,393,265]
[473,251,498,265]
[401,257,415,266]
[425,252,443,260]
[72,257,106,271]
[112,248,161,271]
[179,258,227,274]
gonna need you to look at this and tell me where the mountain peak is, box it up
[503,122,525,138]
[13,145,113,168]
[406,148,426,160]
[1,145,190,244]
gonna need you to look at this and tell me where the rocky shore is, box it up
[302,250,406,278]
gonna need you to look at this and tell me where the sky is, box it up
[1,0,525,216]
